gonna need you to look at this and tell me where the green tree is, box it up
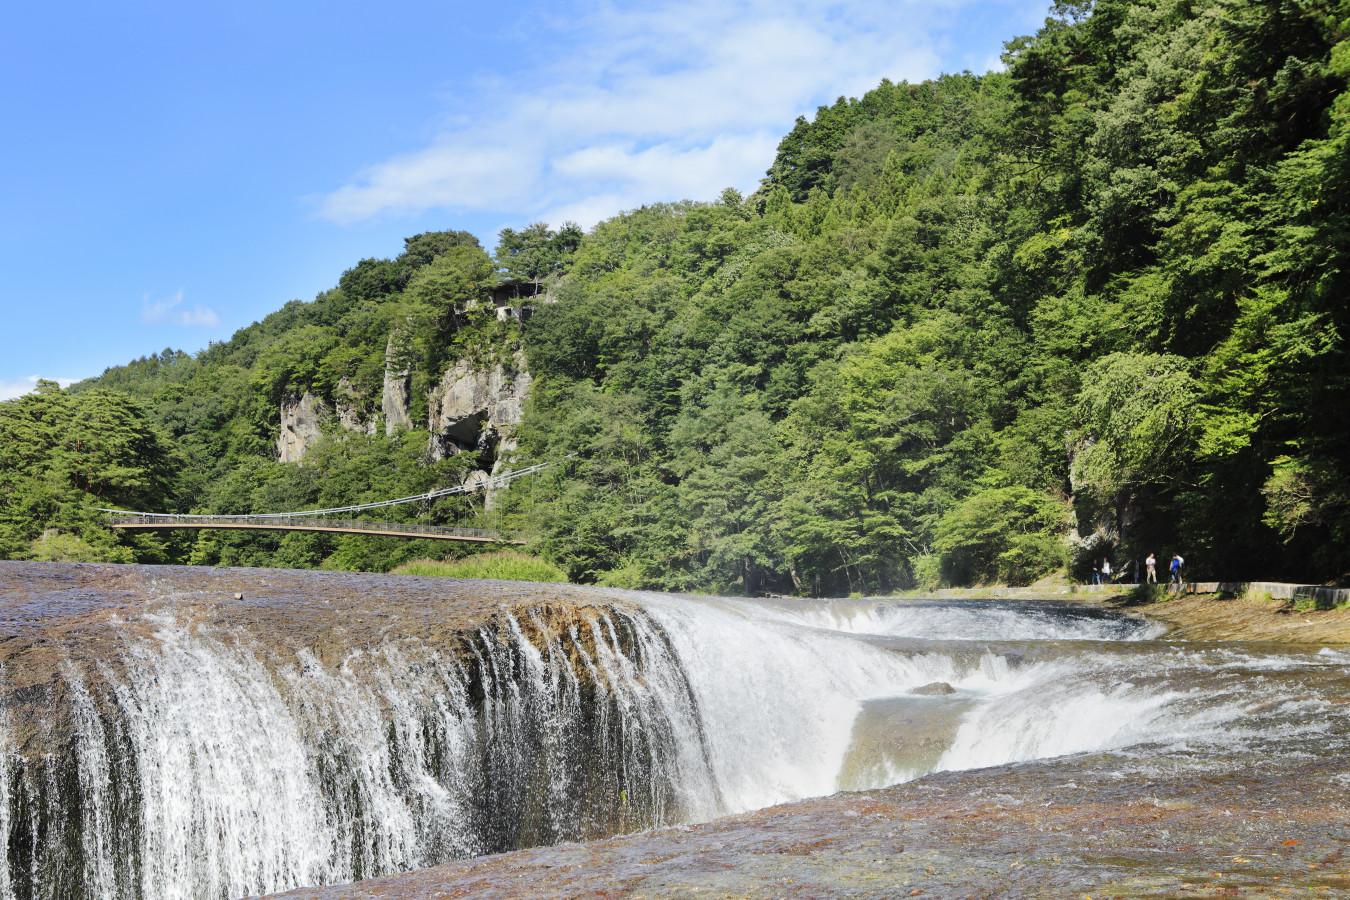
[0,384,181,561]
[495,222,583,291]
[935,486,1070,586]
[1071,352,1199,528]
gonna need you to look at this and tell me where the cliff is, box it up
[272,330,530,472]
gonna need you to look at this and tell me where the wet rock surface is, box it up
[0,561,635,760]
[4,565,1347,898]
[910,681,956,695]
[0,560,628,646]
[1,562,694,897]
[274,750,1350,898]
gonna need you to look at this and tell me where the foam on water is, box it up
[769,598,1167,641]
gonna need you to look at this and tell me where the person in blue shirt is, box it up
[1169,553,1184,585]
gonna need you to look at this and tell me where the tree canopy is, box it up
[6,0,1348,589]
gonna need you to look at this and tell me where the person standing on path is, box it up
[1169,553,1184,585]
[1102,558,1112,584]
[1146,553,1157,584]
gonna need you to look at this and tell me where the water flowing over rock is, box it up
[276,392,327,463]
[0,564,711,899]
[2,564,1347,898]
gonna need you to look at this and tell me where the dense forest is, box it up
[2,0,1347,594]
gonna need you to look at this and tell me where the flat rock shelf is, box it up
[272,751,1350,898]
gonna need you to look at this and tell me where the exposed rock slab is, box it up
[277,391,328,462]
[382,329,414,435]
[1110,592,1350,644]
[880,588,1350,645]
[0,561,635,760]
[426,359,531,462]
[272,751,1350,898]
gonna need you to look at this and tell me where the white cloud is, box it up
[542,132,781,223]
[140,290,220,328]
[319,143,539,224]
[981,53,1009,74]
[0,375,78,402]
[317,0,993,229]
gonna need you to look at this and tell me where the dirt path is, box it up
[1110,591,1350,644]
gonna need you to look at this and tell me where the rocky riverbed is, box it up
[3,563,1347,899]
[274,749,1350,898]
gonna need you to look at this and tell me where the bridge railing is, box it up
[108,514,510,541]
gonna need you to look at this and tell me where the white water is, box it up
[1,593,1345,899]
[769,597,1168,641]
[635,594,1227,812]
[0,692,10,900]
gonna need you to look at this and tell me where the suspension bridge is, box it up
[101,461,554,544]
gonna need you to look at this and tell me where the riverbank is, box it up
[1105,589,1350,645]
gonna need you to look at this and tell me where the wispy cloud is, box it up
[0,375,78,402]
[318,0,1013,228]
[140,290,220,328]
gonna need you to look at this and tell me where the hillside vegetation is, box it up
[2,0,1347,594]
[393,553,568,583]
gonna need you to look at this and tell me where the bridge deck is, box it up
[109,515,521,544]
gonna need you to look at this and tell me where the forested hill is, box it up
[2,0,1346,594]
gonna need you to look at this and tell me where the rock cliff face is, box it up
[382,330,414,436]
[335,376,375,436]
[426,358,532,491]
[277,391,328,462]
[274,328,530,471]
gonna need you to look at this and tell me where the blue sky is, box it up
[0,0,1050,399]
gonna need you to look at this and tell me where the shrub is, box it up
[912,552,943,591]
[28,531,131,563]
[393,551,568,583]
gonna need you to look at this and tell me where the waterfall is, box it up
[1,589,1343,899]
[1,604,712,898]
[0,700,11,900]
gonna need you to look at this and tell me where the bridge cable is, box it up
[98,457,569,521]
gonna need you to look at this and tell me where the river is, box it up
[1,562,1346,897]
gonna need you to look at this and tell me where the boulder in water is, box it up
[911,681,956,696]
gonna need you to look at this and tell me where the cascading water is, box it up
[1,565,1346,899]
[1,602,713,899]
